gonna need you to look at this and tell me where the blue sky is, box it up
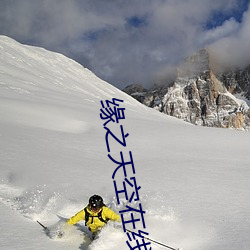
[205,0,249,28]
[0,0,249,89]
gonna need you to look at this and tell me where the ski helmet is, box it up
[89,195,104,210]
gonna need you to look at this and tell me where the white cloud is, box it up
[200,18,240,45]
[209,5,250,68]
[0,0,249,88]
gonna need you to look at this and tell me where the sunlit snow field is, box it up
[0,36,250,250]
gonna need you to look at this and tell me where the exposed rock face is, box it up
[123,84,147,103]
[217,66,250,99]
[123,49,250,130]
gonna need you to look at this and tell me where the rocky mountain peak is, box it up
[123,49,250,130]
[177,49,210,78]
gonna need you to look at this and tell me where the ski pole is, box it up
[125,229,181,250]
[37,220,48,230]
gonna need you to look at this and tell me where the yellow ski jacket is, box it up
[67,206,121,233]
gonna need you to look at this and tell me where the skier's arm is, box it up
[104,207,121,222]
[67,209,85,225]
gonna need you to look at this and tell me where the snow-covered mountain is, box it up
[0,36,250,250]
[124,49,250,130]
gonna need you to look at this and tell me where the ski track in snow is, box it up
[0,181,124,249]
[0,181,62,221]
[0,181,97,249]
[0,179,214,250]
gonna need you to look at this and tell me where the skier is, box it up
[66,194,121,239]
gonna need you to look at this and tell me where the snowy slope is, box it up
[0,36,250,250]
